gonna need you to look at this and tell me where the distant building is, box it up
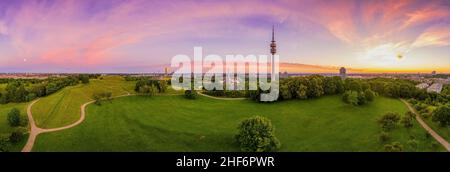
[427,83,443,93]
[416,83,429,90]
[432,71,437,75]
[164,67,170,76]
[280,71,289,78]
[339,67,347,79]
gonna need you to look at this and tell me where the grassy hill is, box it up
[31,76,135,129]
[33,95,444,152]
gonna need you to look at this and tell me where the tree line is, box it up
[0,74,96,104]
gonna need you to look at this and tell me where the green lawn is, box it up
[31,76,136,129]
[33,95,444,152]
[0,102,29,152]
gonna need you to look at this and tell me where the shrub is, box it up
[378,112,400,131]
[92,91,113,105]
[364,89,375,102]
[384,142,403,152]
[0,136,11,152]
[235,116,281,152]
[378,132,390,143]
[343,91,359,106]
[184,90,198,99]
[157,80,167,93]
[7,108,21,127]
[407,139,418,151]
[148,85,158,96]
[9,130,24,144]
[401,112,414,128]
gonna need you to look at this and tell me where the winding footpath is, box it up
[22,93,133,152]
[401,99,450,152]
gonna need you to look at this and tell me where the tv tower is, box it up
[270,25,277,76]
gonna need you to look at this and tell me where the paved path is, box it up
[22,93,133,152]
[198,92,247,100]
[401,99,450,152]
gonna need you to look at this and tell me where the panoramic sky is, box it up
[0,0,449,73]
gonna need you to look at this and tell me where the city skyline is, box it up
[0,0,449,73]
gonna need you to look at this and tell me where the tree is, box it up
[357,91,367,105]
[9,130,24,144]
[280,83,292,100]
[384,142,403,152]
[364,89,375,102]
[343,91,359,106]
[407,139,418,151]
[7,108,21,127]
[332,76,345,94]
[306,76,324,98]
[235,116,281,152]
[79,74,90,84]
[30,83,47,97]
[432,105,450,127]
[0,136,10,152]
[92,93,102,105]
[401,112,414,128]
[157,80,167,93]
[378,112,401,131]
[92,91,113,105]
[148,85,158,96]
[323,77,337,95]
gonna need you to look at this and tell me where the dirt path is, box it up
[22,93,133,152]
[401,99,450,152]
[198,92,247,100]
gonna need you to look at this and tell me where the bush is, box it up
[378,132,391,143]
[9,130,24,144]
[184,90,198,99]
[343,91,359,106]
[92,91,113,105]
[0,135,11,152]
[431,105,450,127]
[235,116,281,152]
[407,139,418,151]
[364,89,375,102]
[384,142,403,152]
[378,112,400,131]
[401,112,415,128]
[7,108,21,127]
[148,85,158,96]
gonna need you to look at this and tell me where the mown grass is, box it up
[31,76,136,129]
[33,95,444,152]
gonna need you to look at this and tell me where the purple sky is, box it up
[0,0,449,73]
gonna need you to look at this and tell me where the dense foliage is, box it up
[135,79,167,95]
[0,74,95,104]
[235,116,281,152]
[378,112,401,131]
[431,105,450,127]
[92,91,113,105]
[7,108,21,127]
[184,90,198,99]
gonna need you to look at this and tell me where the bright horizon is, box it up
[0,0,449,73]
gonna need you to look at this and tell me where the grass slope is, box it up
[33,95,444,152]
[31,76,135,129]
